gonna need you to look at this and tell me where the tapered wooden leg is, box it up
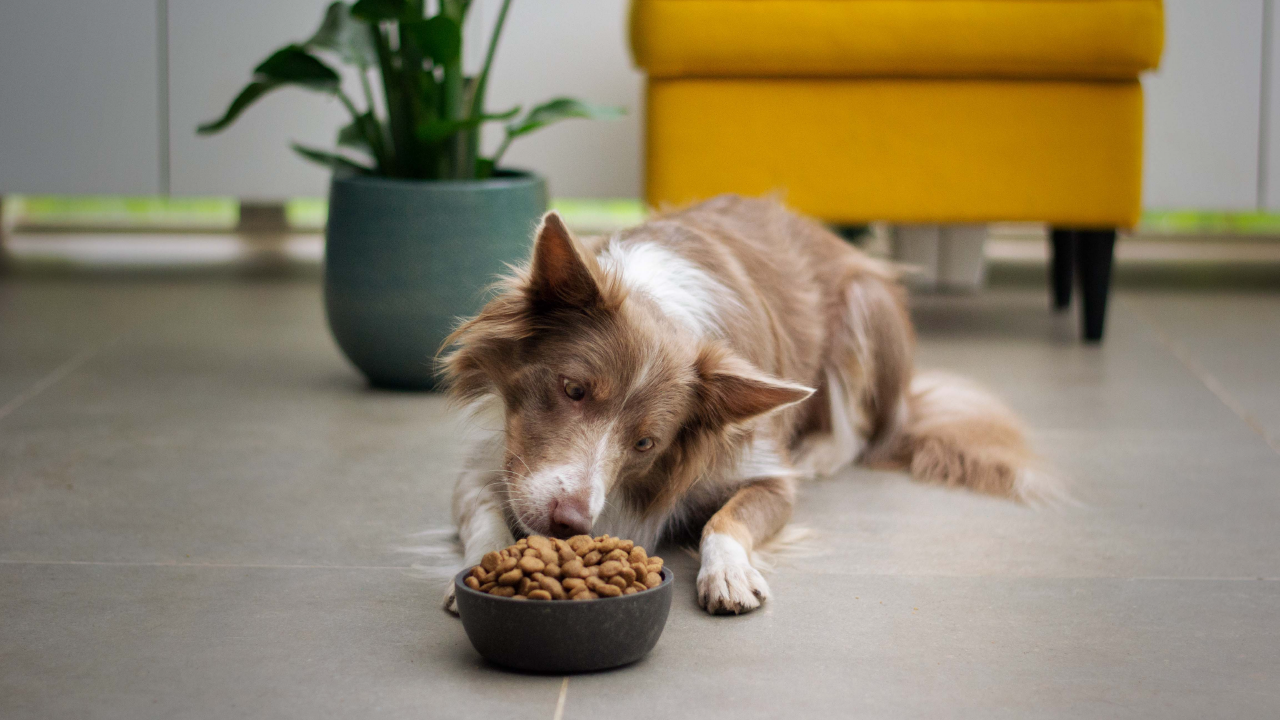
[1075,229,1116,342]
[1049,228,1075,310]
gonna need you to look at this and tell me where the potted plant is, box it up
[198,0,621,389]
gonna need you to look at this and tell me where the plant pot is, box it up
[324,172,547,390]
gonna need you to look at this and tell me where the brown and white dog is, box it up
[442,195,1049,615]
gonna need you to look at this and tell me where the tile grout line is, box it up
[1122,298,1280,457]
[0,345,102,423]
[553,677,568,720]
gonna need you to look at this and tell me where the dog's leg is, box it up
[444,439,515,615]
[697,476,794,615]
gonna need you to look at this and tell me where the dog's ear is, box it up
[527,211,602,310]
[693,345,814,427]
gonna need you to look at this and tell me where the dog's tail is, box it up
[874,371,1065,505]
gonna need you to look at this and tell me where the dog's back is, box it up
[621,195,1048,501]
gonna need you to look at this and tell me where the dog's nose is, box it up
[548,496,592,538]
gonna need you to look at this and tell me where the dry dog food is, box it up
[463,535,665,601]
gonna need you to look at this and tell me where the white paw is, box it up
[697,533,770,615]
[443,584,459,616]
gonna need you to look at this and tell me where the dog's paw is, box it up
[443,584,459,616]
[697,533,770,615]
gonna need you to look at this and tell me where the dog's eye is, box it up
[634,437,654,452]
[563,379,586,402]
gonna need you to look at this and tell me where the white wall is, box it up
[168,0,353,199]
[1264,0,1280,209]
[477,0,644,199]
[1143,0,1265,210]
[0,0,162,195]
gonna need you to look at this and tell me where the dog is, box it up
[441,195,1048,615]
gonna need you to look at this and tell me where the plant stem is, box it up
[373,24,407,177]
[467,0,512,122]
[441,64,465,178]
[489,130,515,170]
[359,67,377,118]
[461,0,513,177]
[397,1,427,177]
[336,90,361,124]
[338,89,386,173]
[356,68,388,172]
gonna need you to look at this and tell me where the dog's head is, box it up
[443,212,810,538]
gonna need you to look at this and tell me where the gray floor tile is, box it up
[786,429,1280,580]
[1124,291,1280,443]
[569,568,1280,720]
[0,280,469,566]
[909,291,1248,435]
[0,563,560,720]
[0,280,128,408]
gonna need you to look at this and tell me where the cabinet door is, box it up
[1143,0,1264,211]
[0,0,162,195]
[1264,0,1280,209]
[167,0,350,199]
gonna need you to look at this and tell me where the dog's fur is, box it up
[442,195,1044,615]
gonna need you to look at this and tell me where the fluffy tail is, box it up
[887,371,1064,504]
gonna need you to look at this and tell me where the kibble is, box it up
[465,535,665,601]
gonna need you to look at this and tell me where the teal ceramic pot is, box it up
[324,172,547,390]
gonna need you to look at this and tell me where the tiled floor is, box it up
[1,266,1278,718]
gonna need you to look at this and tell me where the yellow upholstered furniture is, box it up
[630,0,1164,340]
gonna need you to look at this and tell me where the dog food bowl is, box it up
[454,567,674,673]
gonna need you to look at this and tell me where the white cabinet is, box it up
[1143,0,1265,211]
[0,0,163,195]
[1264,0,1280,209]
[166,0,350,199]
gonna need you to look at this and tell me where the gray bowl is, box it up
[454,567,674,673]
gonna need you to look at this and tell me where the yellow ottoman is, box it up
[630,0,1164,340]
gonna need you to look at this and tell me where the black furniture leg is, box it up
[1075,229,1116,342]
[1049,228,1075,310]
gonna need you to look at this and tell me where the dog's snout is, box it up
[548,496,592,538]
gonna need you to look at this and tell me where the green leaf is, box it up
[290,143,374,174]
[337,112,380,152]
[403,15,461,65]
[485,105,521,121]
[440,0,472,22]
[197,45,344,135]
[254,45,341,89]
[306,2,378,68]
[415,106,519,145]
[415,117,478,145]
[475,157,495,179]
[197,81,281,134]
[337,120,367,150]
[506,97,625,140]
[350,0,412,22]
